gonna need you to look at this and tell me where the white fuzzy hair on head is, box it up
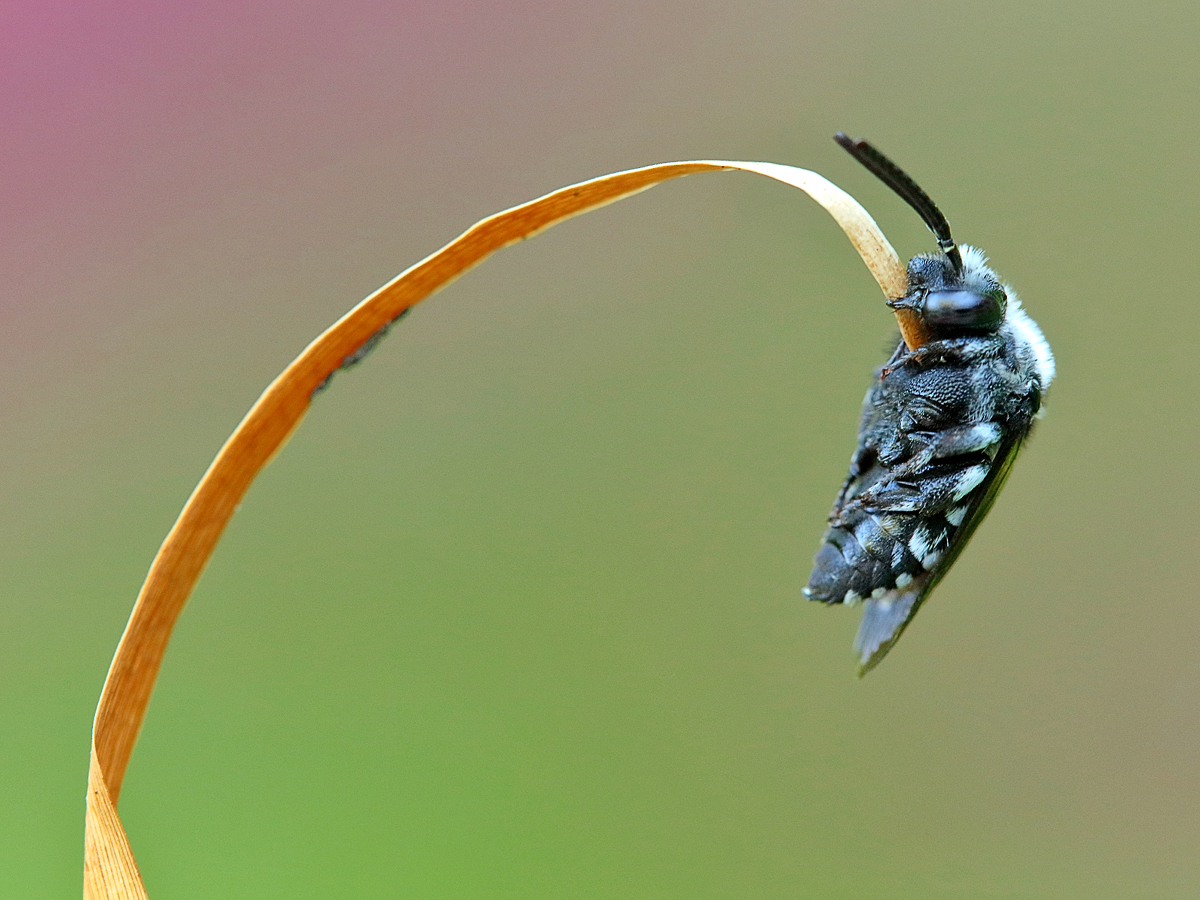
[961,243,1056,390]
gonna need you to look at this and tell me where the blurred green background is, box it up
[4,1,1199,897]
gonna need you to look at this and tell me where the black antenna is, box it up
[834,133,963,275]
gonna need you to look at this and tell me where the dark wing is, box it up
[854,432,1027,675]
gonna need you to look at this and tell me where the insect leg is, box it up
[926,422,1003,458]
[849,459,991,517]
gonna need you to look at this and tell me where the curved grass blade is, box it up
[82,159,905,899]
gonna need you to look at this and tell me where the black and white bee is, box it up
[804,135,1055,674]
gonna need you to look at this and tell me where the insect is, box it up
[803,134,1055,674]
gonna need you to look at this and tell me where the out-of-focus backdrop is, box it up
[4,2,1197,897]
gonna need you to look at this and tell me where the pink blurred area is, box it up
[0,0,767,263]
[1,0,799,410]
[2,2,544,284]
[2,0,718,469]
[1,0,599,228]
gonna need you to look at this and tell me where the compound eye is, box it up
[922,290,1003,331]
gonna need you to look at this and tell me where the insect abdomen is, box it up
[804,503,961,606]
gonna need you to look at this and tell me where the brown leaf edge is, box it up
[82,159,907,899]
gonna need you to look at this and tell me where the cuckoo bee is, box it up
[803,135,1055,674]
